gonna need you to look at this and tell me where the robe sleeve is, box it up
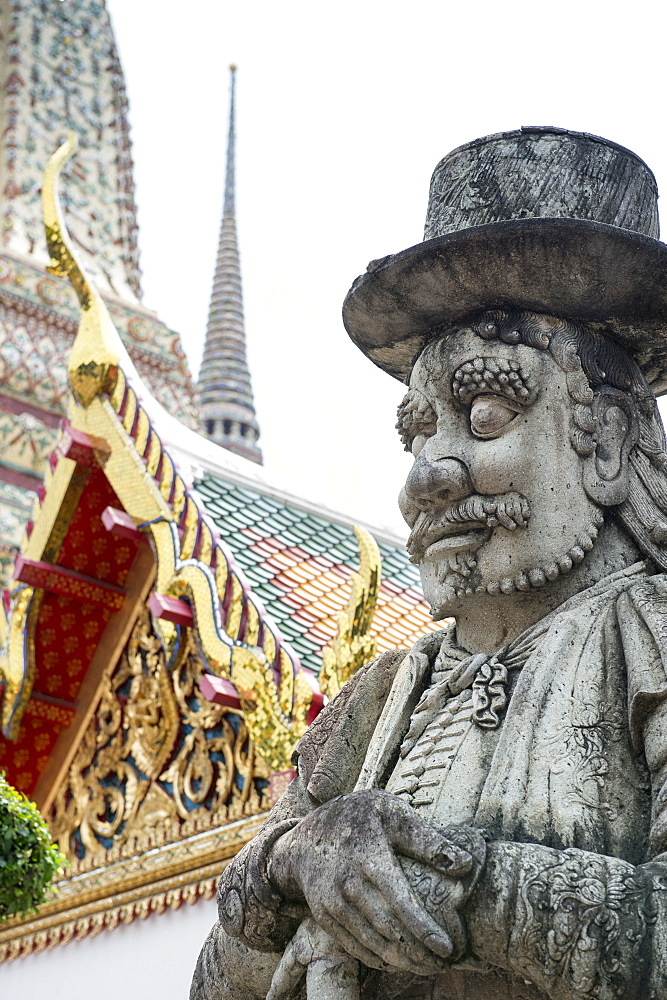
[460,840,667,1000]
[617,577,667,856]
[454,576,667,998]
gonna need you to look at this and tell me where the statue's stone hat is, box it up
[343,126,667,394]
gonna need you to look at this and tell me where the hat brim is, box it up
[342,217,667,395]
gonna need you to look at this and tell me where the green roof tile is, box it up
[196,471,428,673]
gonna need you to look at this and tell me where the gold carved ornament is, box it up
[42,132,119,406]
[48,528,382,861]
[0,608,271,962]
[11,529,382,959]
[49,607,268,860]
[320,526,381,699]
[0,586,42,740]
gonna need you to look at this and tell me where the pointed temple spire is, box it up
[198,66,262,465]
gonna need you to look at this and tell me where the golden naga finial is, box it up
[319,526,382,699]
[42,133,119,406]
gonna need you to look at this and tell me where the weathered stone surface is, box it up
[425,128,659,241]
[192,130,667,999]
[343,129,667,395]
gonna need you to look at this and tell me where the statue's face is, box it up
[398,328,602,618]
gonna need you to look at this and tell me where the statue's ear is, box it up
[583,389,639,506]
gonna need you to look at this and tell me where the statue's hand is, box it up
[266,918,359,1000]
[268,789,474,975]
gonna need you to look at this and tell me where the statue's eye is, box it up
[470,395,519,438]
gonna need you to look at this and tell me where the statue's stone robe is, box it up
[192,563,667,1000]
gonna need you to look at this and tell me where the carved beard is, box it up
[434,549,480,591]
[406,492,531,564]
[427,507,605,616]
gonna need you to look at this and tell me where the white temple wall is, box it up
[0,895,216,1000]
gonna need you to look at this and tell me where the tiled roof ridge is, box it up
[191,461,409,551]
[195,474,440,677]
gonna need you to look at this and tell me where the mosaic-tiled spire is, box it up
[0,0,200,588]
[0,0,142,302]
[198,66,262,465]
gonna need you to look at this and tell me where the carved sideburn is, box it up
[49,607,270,863]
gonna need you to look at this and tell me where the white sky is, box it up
[106,0,667,537]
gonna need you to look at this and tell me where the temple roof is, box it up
[195,472,435,672]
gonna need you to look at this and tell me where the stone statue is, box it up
[191,127,667,999]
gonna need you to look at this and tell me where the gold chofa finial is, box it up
[319,526,382,699]
[42,133,120,407]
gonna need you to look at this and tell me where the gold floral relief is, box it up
[49,607,269,864]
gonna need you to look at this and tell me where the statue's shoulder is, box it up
[293,648,410,801]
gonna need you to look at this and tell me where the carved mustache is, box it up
[406,492,532,562]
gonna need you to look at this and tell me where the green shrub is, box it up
[0,774,65,920]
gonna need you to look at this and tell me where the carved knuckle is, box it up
[327,897,347,921]
[341,875,362,901]
[373,949,397,971]
[367,954,390,971]
[310,902,329,927]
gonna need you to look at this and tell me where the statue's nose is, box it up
[402,452,473,511]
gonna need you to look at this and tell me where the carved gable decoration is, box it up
[0,607,271,963]
[50,607,269,862]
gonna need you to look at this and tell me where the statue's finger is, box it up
[368,864,454,960]
[496,509,516,529]
[326,899,445,975]
[346,881,446,971]
[342,882,448,975]
[266,940,309,1000]
[386,810,472,875]
[313,908,391,971]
